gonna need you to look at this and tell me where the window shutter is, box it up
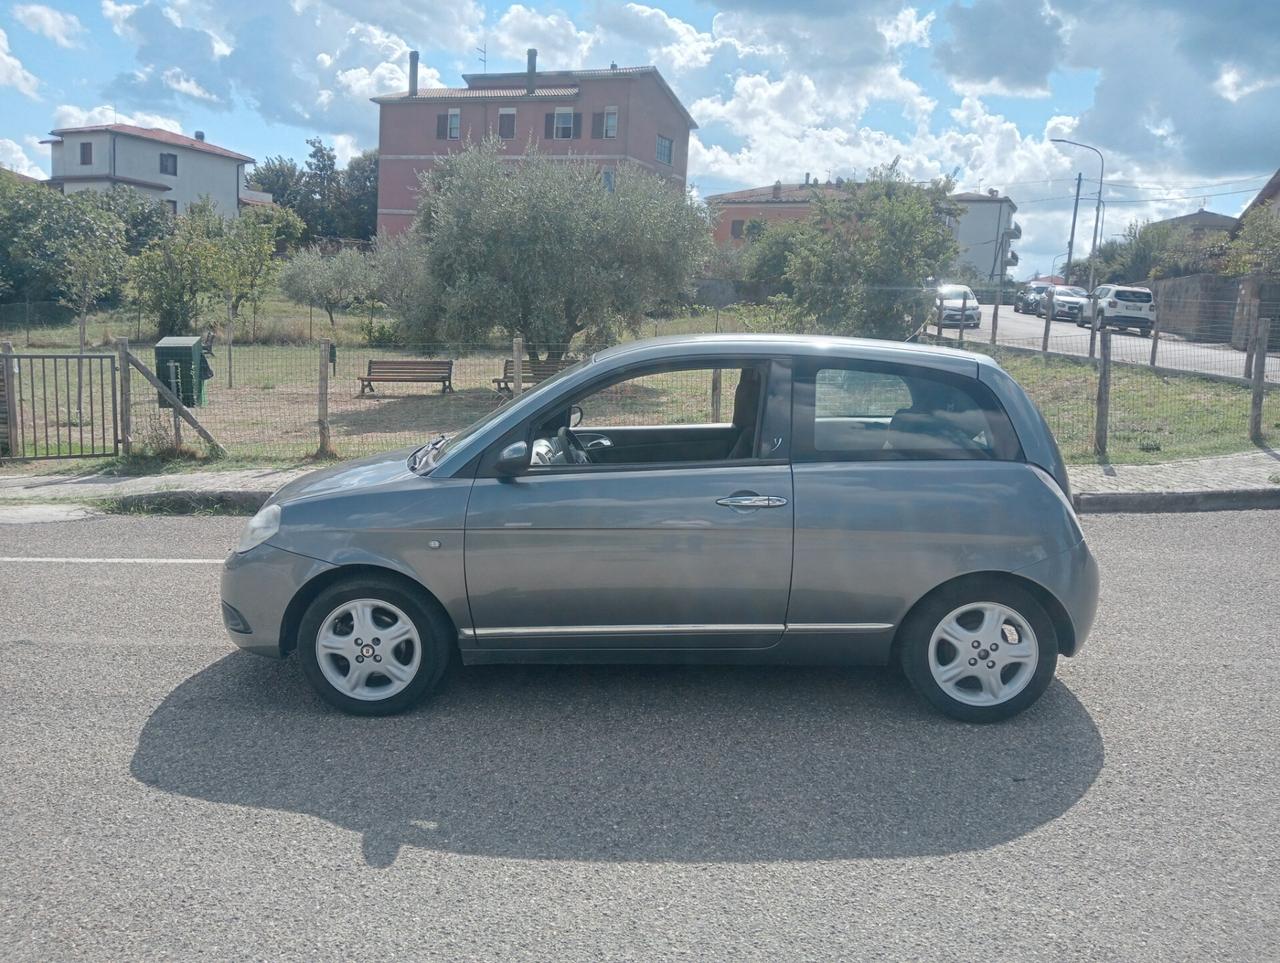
[591,113,604,139]
[572,113,583,139]
[545,113,555,138]
[436,114,448,139]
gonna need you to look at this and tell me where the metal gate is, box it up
[1,353,119,459]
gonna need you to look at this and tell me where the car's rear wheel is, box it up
[900,580,1058,722]
[298,576,452,716]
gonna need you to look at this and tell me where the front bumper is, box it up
[220,543,337,658]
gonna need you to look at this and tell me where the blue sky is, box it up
[2,0,1278,277]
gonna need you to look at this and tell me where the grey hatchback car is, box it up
[222,335,1098,722]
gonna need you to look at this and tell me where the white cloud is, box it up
[332,133,361,166]
[162,67,221,102]
[53,103,183,132]
[101,1,138,39]
[0,26,40,98]
[493,5,600,70]
[0,137,45,177]
[878,7,934,49]
[596,4,756,72]
[1212,64,1280,103]
[13,4,85,48]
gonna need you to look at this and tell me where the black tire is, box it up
[899,579,1058,723]
[298,575,453,716]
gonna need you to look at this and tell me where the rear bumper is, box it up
[1014,538,1100,658]
[220,543,337,658]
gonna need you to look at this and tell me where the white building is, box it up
[950,190,1020,281]
[43,124,258,215]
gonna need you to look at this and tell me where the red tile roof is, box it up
[47,124,254,163]
[705,183,848,204]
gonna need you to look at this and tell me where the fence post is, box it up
[512,336,524,397]
[1041,290,1054,354]
[1148,313,1161,367]
[1249,317,1271,445]
[1088,297,1100,360]
[935,299,943,339]
[1,340,19,458]
[710,368,722,421]
[317,338,335,458]
[958,294,967,343]
[116,337,132,457]
[1094,329,1111,459]
[1243,296,1259,380]
[167,360,183,449]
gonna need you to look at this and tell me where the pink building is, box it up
[705,177,845,246]
[372,49,697,235]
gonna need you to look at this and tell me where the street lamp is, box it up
[1051,252,1069,279]
[1052,137,1105,353]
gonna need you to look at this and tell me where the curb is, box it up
[99,486,1280,516]
[1073,488,1280,514]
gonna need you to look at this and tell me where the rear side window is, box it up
[794,360,1022,462]
[1116,289,1152,303]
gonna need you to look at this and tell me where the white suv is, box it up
[1081,284,1157,336]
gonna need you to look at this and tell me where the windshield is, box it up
[421,357,590,471]
[938,285,976,300]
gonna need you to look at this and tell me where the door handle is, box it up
[716,495,788,509]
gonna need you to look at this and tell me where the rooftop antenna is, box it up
[475,41,487,73]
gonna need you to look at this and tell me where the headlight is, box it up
[236,503,281,554]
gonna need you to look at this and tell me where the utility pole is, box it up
[1064,172,1082,284]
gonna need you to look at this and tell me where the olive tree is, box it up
[279,246,372,328]
[414,140,713,358]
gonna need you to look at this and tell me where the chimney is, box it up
[526,48,537,95]
[610,61,618,70]
[804,172,810,185]
[194,130,205,141]
[772,179,782,200]
[409,50,419,97]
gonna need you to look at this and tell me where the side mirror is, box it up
[494,440,531,476]
[570,404,583,428]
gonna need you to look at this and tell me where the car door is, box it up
[463,358,794,651]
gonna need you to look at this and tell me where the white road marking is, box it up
[0,557,224,565]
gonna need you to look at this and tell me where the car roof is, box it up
[1110,284,1151,291]
[591,333,991,377]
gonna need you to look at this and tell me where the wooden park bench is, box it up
[492,358,572,394]
[358,358,455,395]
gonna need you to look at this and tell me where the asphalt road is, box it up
[943,304,1280,382]
[1,509,1278,961]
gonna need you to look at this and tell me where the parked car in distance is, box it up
[935,284,981,328]
[222,335,1099,723]
[1014,282,1051,314]
[1043,285,1090,323]
[1081,284,1157,336]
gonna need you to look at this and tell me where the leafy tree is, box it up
[279,247,372,328]
[370,232,433,335]
[85,185,173,255]
[248,156,307,211]
[130,205,220,338]
[785,162,959,339]
[51,197,129,350]
[740,219,809,297]
[241,203,305,253]
[338,149,379,240]
[299,137,341,240]
[1225,208,1280,278]
[415,141,713,357]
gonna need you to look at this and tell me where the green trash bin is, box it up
[154,336,205,408]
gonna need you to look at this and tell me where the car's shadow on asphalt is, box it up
[131,653,1103,867]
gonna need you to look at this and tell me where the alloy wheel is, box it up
[315,598,422,701]
[927,601,1039,707]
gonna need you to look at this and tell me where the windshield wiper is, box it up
[408,434,446,473]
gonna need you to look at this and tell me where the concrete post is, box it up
[1094,329,1111,459]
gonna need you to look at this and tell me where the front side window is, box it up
[498,109,516,139]
[159,152,177,175]
[448,108,461,140]
[656,134,673,165]
[794,360,1021,462]
[521,363,768,469]
[603,107,618,138]
[554,108,574,139]
[79,142,92,165]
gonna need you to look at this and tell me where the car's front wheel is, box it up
[900,580,1058,722]
[298,576,452,715]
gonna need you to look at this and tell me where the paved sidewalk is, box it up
[1,450,1277,505]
